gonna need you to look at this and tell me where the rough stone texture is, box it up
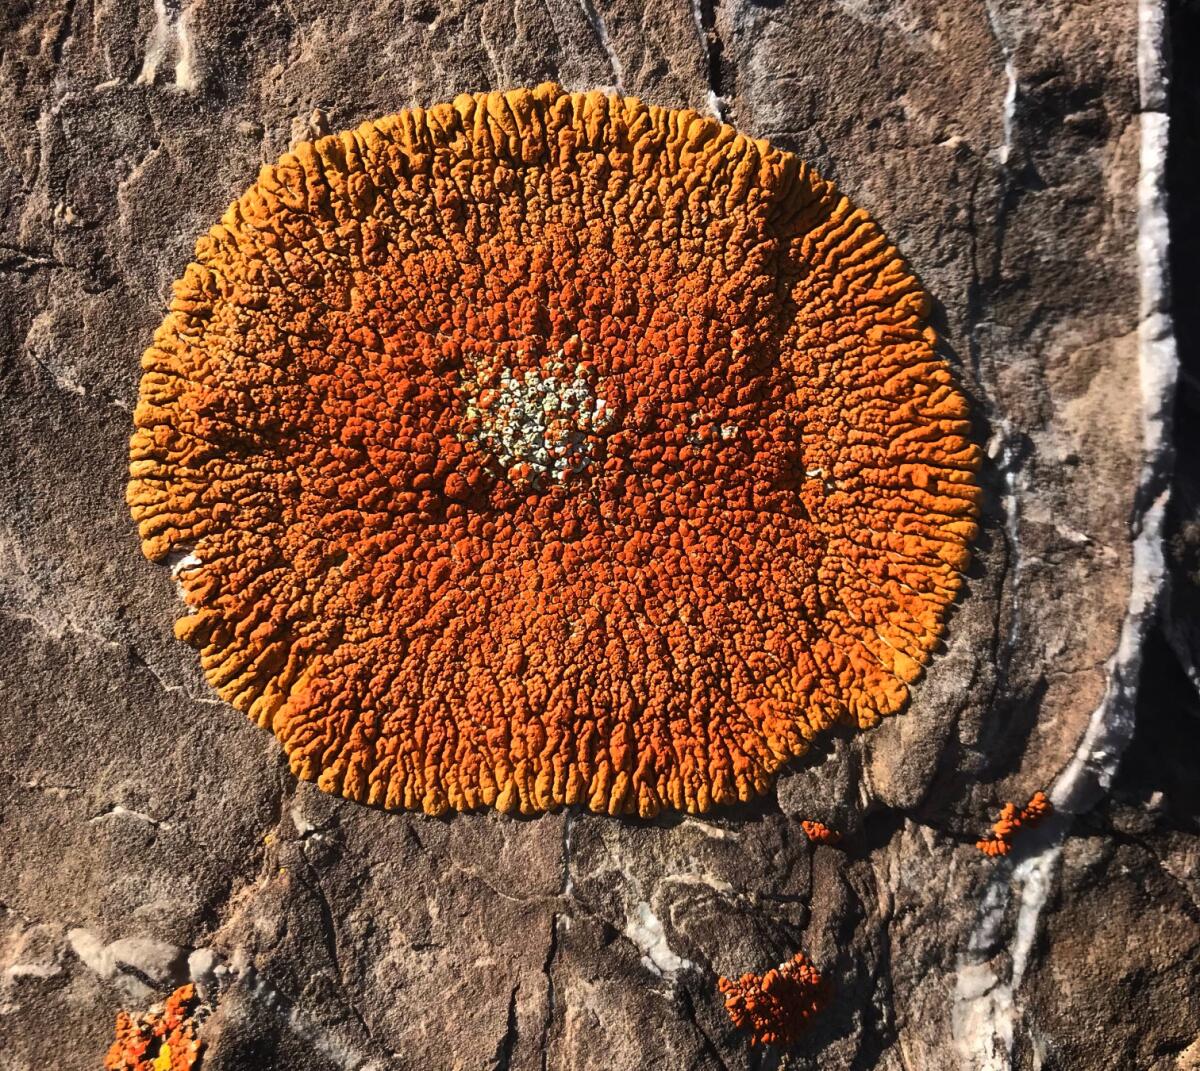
[0,1,1193,1070]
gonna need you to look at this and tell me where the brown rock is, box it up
[0,0,1192,1068]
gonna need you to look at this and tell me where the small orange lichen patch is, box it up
[800,819,841,845]
[105,984,203,1071]
[976,791,1052,857]
[719,951,831,1048]
[128,83,981,817]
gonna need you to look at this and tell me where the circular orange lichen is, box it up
[128,84,980,817]
[719,951,831,1048]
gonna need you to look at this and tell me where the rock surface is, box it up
[0,1,1194,1069]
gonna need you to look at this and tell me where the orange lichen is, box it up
[976,791,1052,856]
[127,83,981,817]
[800,819,841,845]
[105,984,203,1071]
[719,951,831,1048]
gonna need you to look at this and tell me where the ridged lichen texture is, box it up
[127,83,981,818]
[718,952,831,1048]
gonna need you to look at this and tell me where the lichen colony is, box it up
[105,984,204,1071]
[127,84,980,817]
[719,951,830,1047]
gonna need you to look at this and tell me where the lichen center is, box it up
[462,347,613,488]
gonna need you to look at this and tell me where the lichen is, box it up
[719,951,830,1048]
[976,791,1052,857]
[105,984,203,1071]
[128,83,980,817]
[800,819,841,845]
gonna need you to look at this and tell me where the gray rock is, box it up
[0,0,1193,1068]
